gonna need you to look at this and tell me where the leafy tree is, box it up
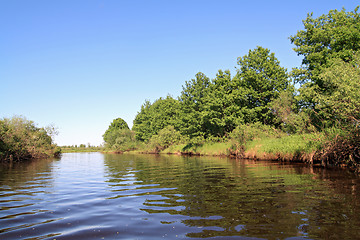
[132,96,180,141]
[310,53,360,168]
[290,6,360,86]
[290,6,360,128]
[234,46,289,125]
[103,117,130,146]
[178,72,211,138]
[204,70,244,137]
[315,52,360,130]
[270,91,315,134]
[132,100,152,141]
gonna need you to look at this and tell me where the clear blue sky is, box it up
[1,0,359,146]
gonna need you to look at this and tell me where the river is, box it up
[1,152,360,239]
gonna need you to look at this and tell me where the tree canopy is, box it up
[234,46,289,126]
[290,6,360,86]
[290,6,360,129]
[103,118,130,147]
[132,96,180,141]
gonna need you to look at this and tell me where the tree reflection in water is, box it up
[104,154,360,239]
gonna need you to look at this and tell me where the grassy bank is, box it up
[126,133,324,161]
[161,142,231,156]
[242,133,326,162]
[103,123,359,172]
[128,132,360,172]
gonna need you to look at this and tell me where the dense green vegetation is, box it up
[102,117,138,152]
[103,7,360,171]
[0,116,60,162]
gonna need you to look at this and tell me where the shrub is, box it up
[148,126,182,152]
[0,116,59,162]
[107,129,137,152]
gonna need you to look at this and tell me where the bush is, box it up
[103,117,130,146]
[148,126,182,152]
[106,129,138,152]
[230,123,281,144]
[0,116,59,162]
[229,123,284,154]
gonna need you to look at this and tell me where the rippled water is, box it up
[1,153,360,239]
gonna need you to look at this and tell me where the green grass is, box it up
[160,142,231,156]
[101,132,330,162]
[245,133,326,155]
[195,142,231,155]
[138,133,326,158]
[161,144,187,154]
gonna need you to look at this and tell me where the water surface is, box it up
[1,153,360,239]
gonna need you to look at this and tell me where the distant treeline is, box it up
[60,145,103,153]
[0,116,60,162]
[61,144,100,148]
[103,7,360,170]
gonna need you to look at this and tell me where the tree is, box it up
[316,52,360,130]
[103,118,130,146]
[290,6,360,87]
[203,69,246,137]
[290,6,360,128]
[132,96,180,141]
[270,91,314,134]
[178,72,211,138]
[233,46,289,125]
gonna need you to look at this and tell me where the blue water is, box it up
[1,152,360,239]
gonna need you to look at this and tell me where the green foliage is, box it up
[246,133,326,155]
[113,6,360,168]
[205,70,243,137]
[132,96,180,141]
[111,129,138,152]
[315,53,360,130]
[290,6,360,83]
[148,126,182,152]
[229,123,282,148]
[270,91,315,134]
[103,117,129,146]
[234,46,290,125]
[179,72,211,138]
[0,116,59,161]
[290,6,360,128]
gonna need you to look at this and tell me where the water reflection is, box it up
[0,158,60,238]
[1,153,360,239]
[104,154,360,239]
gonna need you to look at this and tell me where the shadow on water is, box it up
[103,154,360,239]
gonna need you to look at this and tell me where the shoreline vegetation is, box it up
[101,7,360,173]
[0,116,61,162]
[2,7,360,174]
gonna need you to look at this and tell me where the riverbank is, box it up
[115,132,360,173]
